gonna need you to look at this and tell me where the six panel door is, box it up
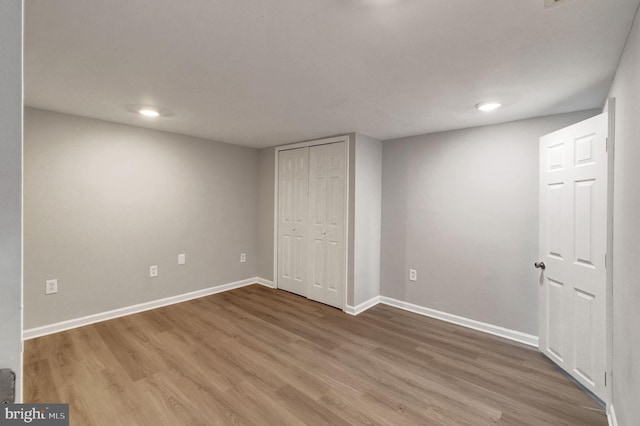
[277,141,346,309]
[307,142,346,309]
[538,113,608,401]
[277,147,309,297]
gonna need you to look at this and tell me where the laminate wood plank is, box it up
[317,390,387,426]
[368,347,504,422]
[221,380,303,426]
[23,359,60,403]
[93,320,163,382]
[421,349,605,425]
[360,388,463,426]
[66,325,119,372]
[133,373,214,426]
[24,284,607,425]
[153,330,238,394]
[323,309,433,355]
[57,386,98,426]
[329,343,502,425]
[219,291,342,351]
[198,300,300,350]
[275,384,352,426]
[85,367,156,426]
[23,337,47,365]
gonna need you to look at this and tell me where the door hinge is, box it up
[605,371,607,386]
[606,137,608,152]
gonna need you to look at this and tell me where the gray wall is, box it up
[381,110,599,335]
[24,108,259,329]
[0,0,23,401]
[353,133,382,306]
[257,147,275,281]
[608,5,640,423]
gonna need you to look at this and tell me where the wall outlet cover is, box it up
[149,265,158,278]
[240,253,246,263]
[409,269,417,282]
[178,253,186,265]
[45,279,58,295]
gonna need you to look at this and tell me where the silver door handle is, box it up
[322,230,326,235]
[534,261,546,270]
[292,227,295,232]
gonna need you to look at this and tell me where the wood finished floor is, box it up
[24,285,606,425]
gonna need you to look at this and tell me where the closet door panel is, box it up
[308,144,326,299]
[278,147,308,296]
[324,142,346,308]
[308,142,346,308]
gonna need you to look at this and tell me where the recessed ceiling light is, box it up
[476,102,502,112]
[125,104,173,118]
[138,108,160,118]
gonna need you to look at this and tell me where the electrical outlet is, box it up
[45,279,58,295]
[409,269,417,282]
[149,265,158,278]
[240,253,246,263]
[178,253,186,265]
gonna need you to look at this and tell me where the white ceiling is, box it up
[25,0,640,148]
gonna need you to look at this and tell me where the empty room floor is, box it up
[24,285,606,425]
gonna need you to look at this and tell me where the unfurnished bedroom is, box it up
[1,0,639,425]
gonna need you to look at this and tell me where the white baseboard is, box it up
[345,296,381,315]
[378,296,539,347]
[23,277,272,340]
[254,277,275,288]
[342,294,538,347]
[608,404,618,426]
[24,279,539,349]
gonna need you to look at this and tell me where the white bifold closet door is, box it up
[278,147,308,297]
[307,143,346,308]
[277,142,346,309]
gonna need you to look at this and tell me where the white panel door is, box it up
[278,147,309,297]
[538,113,608,401]
[307,142,346,309]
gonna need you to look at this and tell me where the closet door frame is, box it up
[274,135,350,310]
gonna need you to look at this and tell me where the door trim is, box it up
[273,135,350,311]
[604,98,615,407]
